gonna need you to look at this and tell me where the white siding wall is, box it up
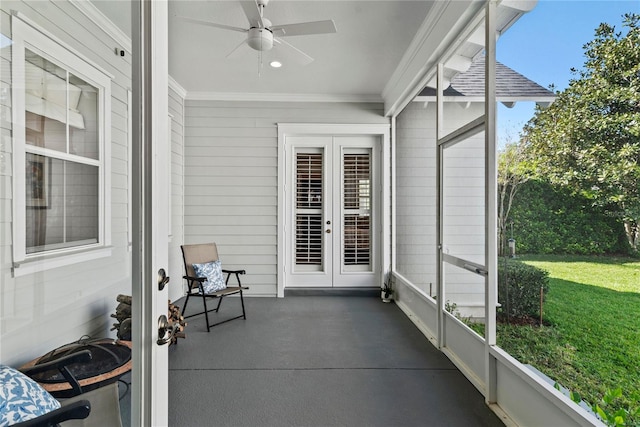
[168,86,185,303]
[183,100,389,296]
[0,1,131,366]
[395,103,437,293]
[395,101,485,317]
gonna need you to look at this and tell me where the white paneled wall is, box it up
[395,101,485,316]
[183,100,388,296]
[395,103,437,293]
[0,1,132,365]
[168,86,185,303]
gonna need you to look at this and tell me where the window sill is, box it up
[13,246,113,277]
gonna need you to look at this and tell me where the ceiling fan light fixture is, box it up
[184,1,335,64]
[248,27,273,51]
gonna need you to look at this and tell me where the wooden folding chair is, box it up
[180,243,248,332]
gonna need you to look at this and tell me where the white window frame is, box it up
[11,15,112,276]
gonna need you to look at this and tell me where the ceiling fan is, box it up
[179,0,337,65]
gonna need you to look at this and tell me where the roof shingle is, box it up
[419,56,555,100]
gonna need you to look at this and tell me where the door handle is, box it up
[158,268,170,291]
[157,315,178,346]
[326,229,331,233]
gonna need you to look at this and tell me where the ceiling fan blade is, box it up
[226,39,250,59]
[239,1,264,28]
[271,20,337,37]
[177,16,247,33]
[273,37,314,65]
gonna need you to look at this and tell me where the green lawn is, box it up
[498,255,640,417]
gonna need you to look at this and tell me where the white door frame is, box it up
[277,123,391,297]
[131,1,170,425]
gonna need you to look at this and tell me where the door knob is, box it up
[157,315,177,346]
[326,229,331,233]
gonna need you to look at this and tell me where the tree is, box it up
[523,13,640,250]
[498,135,532,256]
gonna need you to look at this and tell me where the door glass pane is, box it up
[295,152,323,268]
[343,152,371,269]
[296,215,322,265]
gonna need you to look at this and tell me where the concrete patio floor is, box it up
[167,295,504,427]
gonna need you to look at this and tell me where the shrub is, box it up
[559,384,640,427]
[509,180,630,255]
[498,260,549,319]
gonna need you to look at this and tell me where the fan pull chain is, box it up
[258,36,263,77]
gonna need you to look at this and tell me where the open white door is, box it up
[131,2,170,425]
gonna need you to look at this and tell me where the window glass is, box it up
[69,73,99,160]
[25,157,99,254]
[25,50,99,159]
[23,49,102,255]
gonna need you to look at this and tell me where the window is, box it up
[12,16,111,272]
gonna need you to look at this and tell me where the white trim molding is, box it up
[382,0,484,117]
[69,0,132,53]
[187,92,383,103]
[168,76,187,100]
[11,13,113,272]
[13,247,113,277]
[276,123,391,298]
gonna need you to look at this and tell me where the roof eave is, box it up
[383,0,539,117]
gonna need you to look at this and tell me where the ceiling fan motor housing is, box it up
[248,15,274,51]
[248,27,274,51]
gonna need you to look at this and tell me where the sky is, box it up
[496,0,640,143]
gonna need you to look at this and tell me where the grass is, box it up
[497,255,640,418]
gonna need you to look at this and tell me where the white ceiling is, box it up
[92,1,433,99]
[167,1,432,98]
[91,0,537,109]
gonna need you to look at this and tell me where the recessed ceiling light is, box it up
[270,61,282,68]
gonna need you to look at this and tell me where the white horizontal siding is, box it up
[184,100,388,296]
[443,135,485,266]
[395,101,486,316]
[0,1,131,366]
[168,86,186,302]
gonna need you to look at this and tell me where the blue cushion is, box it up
[192,260,227,293]
[0,365,61,426]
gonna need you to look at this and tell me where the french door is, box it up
[285,135,380,288]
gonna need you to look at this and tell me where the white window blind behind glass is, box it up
[295,153,323,266]
[343,153,371,267]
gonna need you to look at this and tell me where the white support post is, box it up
[436,62,445,349]
[484,0,498,404]
[390,116,397,273]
